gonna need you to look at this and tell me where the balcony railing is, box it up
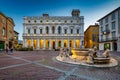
[99,37,118,42]
[22,33,84,37]
[102,29,110,35]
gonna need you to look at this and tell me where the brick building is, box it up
[0,12,15,50]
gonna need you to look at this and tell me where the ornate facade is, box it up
[23,10,84,50]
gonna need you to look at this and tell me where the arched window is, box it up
[52,26,55,34]
[77,29,79,34]
[40,29,42,34]
[58,26,61,34]
[71,29,73,34]
[46,27,49,34]
[28,29,30,34]
[64,29,67,34]
[34,29,36,34]
[2,28,6,36]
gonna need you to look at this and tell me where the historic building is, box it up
[23,9,84,50]
[84,24,99,49]
[98,7,120,51]
[14,30,19,45]
[0,12,15,50]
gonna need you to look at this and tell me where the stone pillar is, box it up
[49,39,52,50]
[55,39,58,49]
[23,39,25,47]
[24,39,27,47]
[31,39,33,47]
[55,26,58,34]
[74,38,76,48]
[49,26,52,34]
[68,38,70,48]
[61,39,64,48]
[43,39,46,50]
[37,39,40,50]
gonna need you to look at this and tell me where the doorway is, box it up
[53,41,55,49]
[113,42,117,51]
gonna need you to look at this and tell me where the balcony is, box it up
[99,37,117,42]
[102,29,110,35]
[22,33,82,37]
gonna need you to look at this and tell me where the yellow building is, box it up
[0,12,15,50]
[84,24,99,49]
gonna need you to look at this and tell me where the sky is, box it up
[0,0,120,40]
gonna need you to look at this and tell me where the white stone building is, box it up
[98,7,120,51]
[22,10,84,50]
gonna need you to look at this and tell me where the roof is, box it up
[0,12,15,26]
[84,24,99,33]
[14,30,19,34]
[97,7,120,22]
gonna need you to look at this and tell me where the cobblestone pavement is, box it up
[0,50,120,80]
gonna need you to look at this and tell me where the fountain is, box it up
[56,47,118,67]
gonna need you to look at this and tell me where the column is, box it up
[31,39,33,49]
[55,26,58,34]
[61,39,64,48]
[80,40,82,48]
[49,26,52,34]
[37,28,39,35]
[49,39,52,50]
[23,39,25,47]
[74,38,76,48]
[68,38,70,48]
[117,37,120,52]
[55,39,58,49]
[43,38,46,50]
[23,26,26,33]
[37,39,40,50]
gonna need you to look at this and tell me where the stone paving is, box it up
[0,50,120,80]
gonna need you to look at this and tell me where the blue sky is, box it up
[0,0,120,40]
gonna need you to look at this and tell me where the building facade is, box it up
[23,10,84,50]
[84,24,99,49]
[14,30,19,45]
[98,7,120,51]
[0,12,15,50]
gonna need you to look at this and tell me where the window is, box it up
[52,26,55,34]
[34,29,36,34]
[28,20,31,23]
[112,31,116,38]
[77,29,79,34]
[105,24,109,30]
[34,20,36,23]
[100,20,103,25]
[58,26,61,34]
[28,29,30,34]
[71,29,73,34]
[40,29,42,34]
[101,27,103,32]
[112,21,116,29]
[71,20,73,23]
[92,34,96,42]
[2,28,5,36]
[64,20,67,23]
[64,29,67,34]
[46,27,49,34]
[111,13,115,20]
[40,20,42,23]
[105,17,108,23]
